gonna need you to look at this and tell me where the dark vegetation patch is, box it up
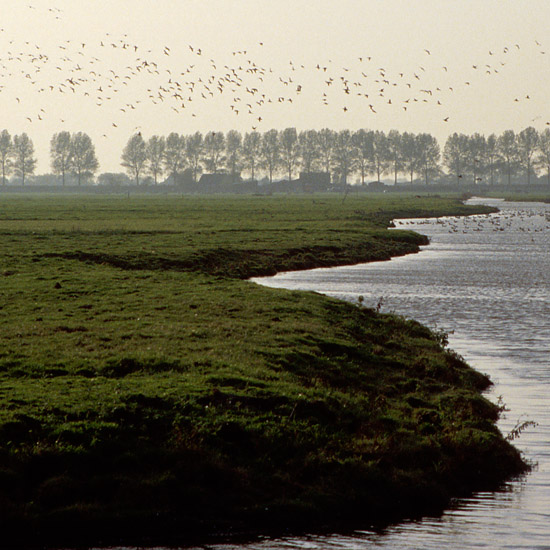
[39,236,428,279]
[99,357,188,378]
[54,325,88,333]
[0,194,526,547]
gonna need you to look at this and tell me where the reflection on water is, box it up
[241,199,549,550]
[106,199,550,550]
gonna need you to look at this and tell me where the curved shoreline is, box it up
[0,195,527,548]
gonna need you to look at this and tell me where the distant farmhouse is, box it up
[266,172,332,194]
[298,172,331,192]
[198,173,242,187]
[196,172,259,194]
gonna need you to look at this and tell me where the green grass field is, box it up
[0,194,526,546]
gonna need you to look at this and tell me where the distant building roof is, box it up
[198,173,242,186]
[299,172,331,184]
[298,171,331,191]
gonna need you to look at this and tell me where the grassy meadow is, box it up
[480,188,550,203]
[0,193,527,546]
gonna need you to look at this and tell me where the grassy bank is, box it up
[479,189,550,203]
[0,194,526,547]
[501,194,550,203]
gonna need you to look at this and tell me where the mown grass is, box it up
[503,194,550,203]
[480,189,550,203]
[0,193,526,546]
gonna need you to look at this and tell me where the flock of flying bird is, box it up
[1,4,549,145]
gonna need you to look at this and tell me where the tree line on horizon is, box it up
[1,126,550,187]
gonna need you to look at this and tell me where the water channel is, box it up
[104,198,550,550]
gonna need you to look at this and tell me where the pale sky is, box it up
[1,0,550,175]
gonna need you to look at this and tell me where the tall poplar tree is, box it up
[387,129,403,185]
[332,130,355,184]
[50,131,73,186]
[517,126,539,185]
[485,134,500,185]
[163,133,186,185]
[71,132,99,185]
[12,133,36,185]
[279,127,299,182]
[371,131,390,183]
[298,130,320,174]
[260,129,280,183]
[351,129,373,184]
[0,130,13,186]
[416,133,441,185]
[443,133,469,185]
[145,135,166,184]
[317,128,336,177]
[467,133,487,184]
[202,131,226,173]
[185,132,203,184]
[225,130,242,182]
[497,130,519,186]
[121,133,147,185]
[242,131,261,180]
[536,129,550,186]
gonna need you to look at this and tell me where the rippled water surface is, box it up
[106,199,550,550]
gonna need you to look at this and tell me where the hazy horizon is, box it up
[2,0,550,174]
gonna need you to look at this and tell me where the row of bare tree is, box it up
[0,130,98,186]
[0,131,37,185]
[1,127,549,186]
[443,128,550,186]
[121,127,550,186]
[120,128,440,186]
